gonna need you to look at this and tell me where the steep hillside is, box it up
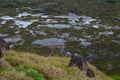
[0,50,113,80]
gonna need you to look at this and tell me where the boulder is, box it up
[68,53,95,78]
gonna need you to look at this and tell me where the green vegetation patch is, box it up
[16,65,45,80]
[5,65,45,80]
[111,75,120,80]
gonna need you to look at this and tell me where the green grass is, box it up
[5,65,45,80]
[0,50,113,80]
[17,65,45,80]
[111,75,120,80]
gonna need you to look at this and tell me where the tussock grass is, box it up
[0,58,11,69]
[0,50,113,80]
[0,70,33,80]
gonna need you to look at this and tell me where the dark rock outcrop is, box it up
[68,53,95,78]
[0,49,3,58]
[86,68,95,78]
[0,38,9,58]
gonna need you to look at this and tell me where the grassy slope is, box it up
[0,50,113,80]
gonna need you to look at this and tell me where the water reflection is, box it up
[14,20,33,28]
[0,33,8,37]
[80,38,92,47]
[37,24,71,29]
[32,38,66,48]
[4,35,24,43]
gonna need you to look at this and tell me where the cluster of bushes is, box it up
[0,0,120,25]
[106,0,120,4]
